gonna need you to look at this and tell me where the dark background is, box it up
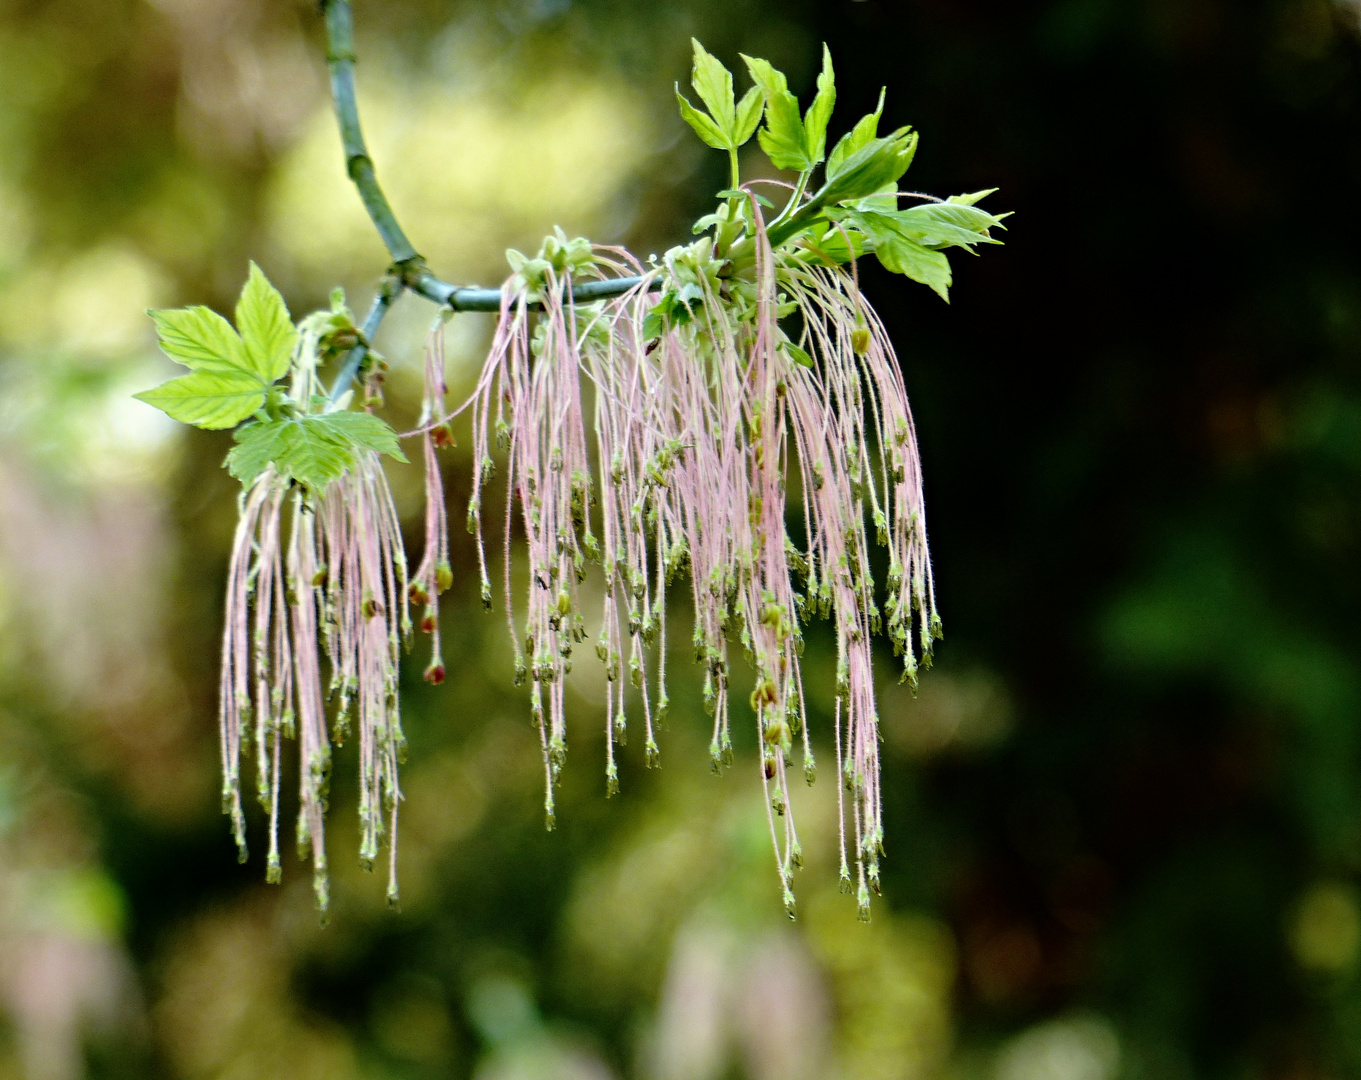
[2,0,1360,1078]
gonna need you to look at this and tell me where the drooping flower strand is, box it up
[219,474,280,870]
[467,236,674,821]
[465,209,942,918]
[775,259,940,913]
[409,323,454,685]
[219,471,333,910]
[219,441,412,915]
[317,452,410,908]
[585,265,676,792]
[287,495,331,908]
[640,211,815,916]
[628,198,938,918]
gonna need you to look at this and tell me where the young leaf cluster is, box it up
[658,40,1010,314]
[136,264,405,492]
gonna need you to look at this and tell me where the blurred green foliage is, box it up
[3,0,1361,1078]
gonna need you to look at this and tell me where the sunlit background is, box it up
[3,0,1361,1077]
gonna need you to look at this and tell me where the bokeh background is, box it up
[2,0,1361,1077]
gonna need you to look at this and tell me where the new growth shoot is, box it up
[135,12,1009,921]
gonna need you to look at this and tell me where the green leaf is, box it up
[692,211,724,234]
[849,209,953,300]
[816,127,918,205]
[642,308,666,341]
[148,305,248,373]
[690,39,735,133]
[226,419,289,486]
[134,369,267,429]
[273,419,355,490]
[947,188,999,206]
[676,89,730,150]
[317,411,408,463]
[235,261,297,383]
[878,237,951,299]
[226,412,407,491]
[855,184,900,213]
[741,54,812,172]
[643,291,679,340]
[800,225,870,265]
[782,341,814,368]
[802,45,836,164]
[827,87,885,177]
[740,55,788,97]
[895,202,1005,250]
[734,85,764,146]
[758,91,811,171]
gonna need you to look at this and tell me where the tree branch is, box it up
[411,271,653,311]
[329,273,401,403]
[322,0,420,267]
[320,0,658,398]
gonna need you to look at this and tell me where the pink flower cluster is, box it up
[220,452,413,917]
[468,204,939,918]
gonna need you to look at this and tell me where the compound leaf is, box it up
[740,54,788,97]
[758,90,811,171]
[273,419,353,491]
[849,208,953,300]
[947,188,999,206]
[800,224,870,265]
[816,127,917,205]
[876,236,952,299]
[741,54,812,171]
[226,411,407,491]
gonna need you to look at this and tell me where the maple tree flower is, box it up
[220,448,411,917]
[139,29,1007,918]
[469,189,947,917]
[409,323,453,687]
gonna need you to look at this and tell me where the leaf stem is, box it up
[770,168,812,232]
